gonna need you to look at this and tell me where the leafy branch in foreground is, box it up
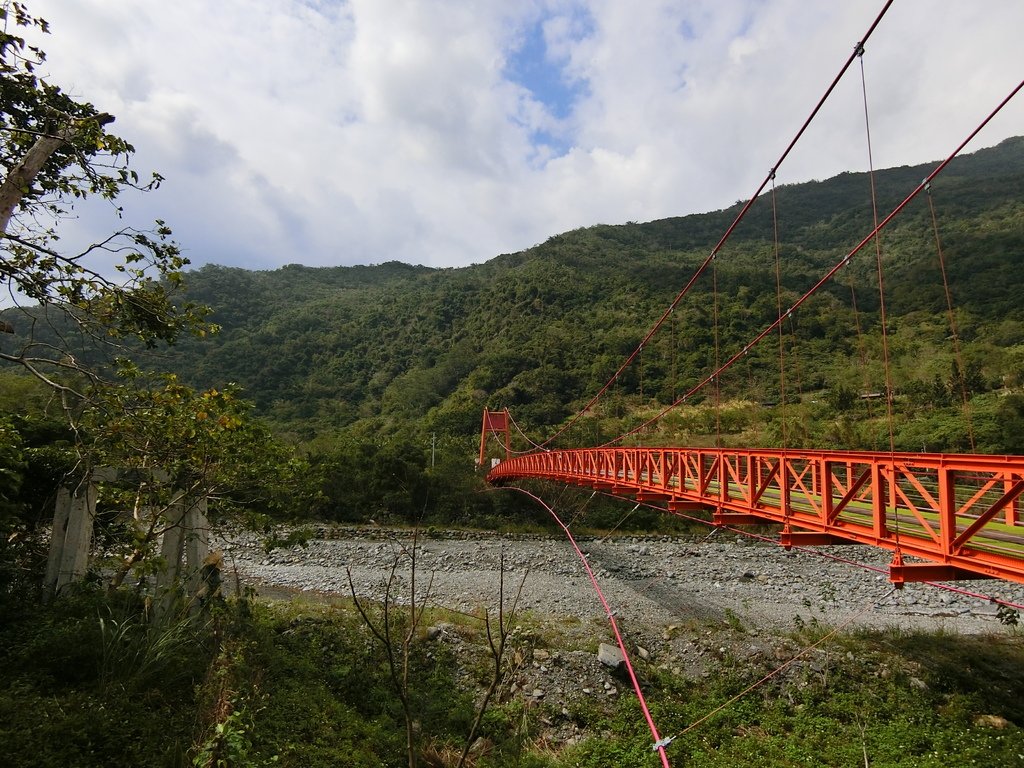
[0,0,214,400]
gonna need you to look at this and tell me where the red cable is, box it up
[506,411,546,454]
[605,76,1024,445]
[530,0,898,452]
[733,524,1024,612]
[608,491,1024,613]
[712,255,722,446]
[770,176,788,448]
[927,185,976,450]
[859,49,898,457]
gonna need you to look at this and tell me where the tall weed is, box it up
[98,604,199,693]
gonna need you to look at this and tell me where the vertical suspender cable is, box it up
[639,344,645,403]
[771,173,793,532]
[848,260,874,419]
[858,48,897,455]
[771,175,789,448]
[671,308,677,404]
[858,44,903,556]
[712,255,723,446]
[927,184,976,451]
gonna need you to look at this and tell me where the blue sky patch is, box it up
[505,16,587,121]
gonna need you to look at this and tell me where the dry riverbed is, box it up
[216,525,1024,746]
[222,525,1024,635]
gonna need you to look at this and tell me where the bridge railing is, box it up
[487,447,1024,584]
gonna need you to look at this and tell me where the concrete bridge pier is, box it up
[153,496,211,620]
[43,480,99,599]
[44,470,213,618]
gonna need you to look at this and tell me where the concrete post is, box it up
[154,497,187,621]
[183,497,210,599]
[55,480,97,593]
[43,486,72,598]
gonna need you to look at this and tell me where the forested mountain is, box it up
[152,136,1024,455]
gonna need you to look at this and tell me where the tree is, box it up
[85,370,306,592]
[0,1,212,398]
[0,4,296,601]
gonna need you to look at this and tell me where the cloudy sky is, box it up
[31,0,1024,271]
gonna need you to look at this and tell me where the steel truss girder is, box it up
[487,447,1024,584]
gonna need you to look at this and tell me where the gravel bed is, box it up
[220,526,1024,635]
[214,526,1024,742]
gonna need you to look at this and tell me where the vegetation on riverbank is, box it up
[2,586,1023,767]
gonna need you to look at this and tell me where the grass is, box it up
[0,589,207,768]
[563,625,1024,767]
[2,585,1024,767]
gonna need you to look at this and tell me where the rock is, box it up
[597,643,625,670]
[637,646,651,661]
[533,648,551,662]
[974,714,1011,729]
[908,676,928,691]
[425,626,442,641]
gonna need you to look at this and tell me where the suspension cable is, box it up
[504,411,547,454]
[599,77,1024,447]
[857,41,904,563]
[847,251,874,420]
[927,183,976,451]
[712,253,722,446]
[671,306,678,404]
[771,174,788,449]
[858,45,898,456]
[527,0,898,452]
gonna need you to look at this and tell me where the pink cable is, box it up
[498,486,673,766]
[724,523,1024,611]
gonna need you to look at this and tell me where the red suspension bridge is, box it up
[474,3,1024,760]
[477,0,1024,589]
[483,427,1024,585]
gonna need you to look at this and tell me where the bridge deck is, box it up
[487,447,1024,584]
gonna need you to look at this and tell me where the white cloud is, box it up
[25,0,1024,269]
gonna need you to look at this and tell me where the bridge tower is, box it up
[478,408,510,468]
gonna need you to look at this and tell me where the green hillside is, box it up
[158,136,1024,454]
